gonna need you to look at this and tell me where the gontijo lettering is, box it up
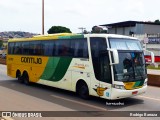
[21,57,42,64]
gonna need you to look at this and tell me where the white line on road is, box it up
[139,95,160,102]
[51,94,107,111]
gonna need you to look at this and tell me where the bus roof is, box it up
[8,33,84,42]
[8,33,138,42]
[84,34,138,40]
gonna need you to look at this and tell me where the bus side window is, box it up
[29,42,34,55]
[74,40,82,57]
[8,42,15,54]
[83,39,89,58]
[43,40,54,56]
[59,40,70,56]
[90,37,107,81]
[22,42,30,55]
[13,42,22,54]
[100,52,112,83]
[29,41,42,56]
[72,38,88,58]
[36,42,42,55]
[54,40,59,56]
[70,39,75,57]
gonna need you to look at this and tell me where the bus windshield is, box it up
[109,38,146,82]
[109,38,142,50]
[113,51,146,82]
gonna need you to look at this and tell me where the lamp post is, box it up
[42,0,44,35]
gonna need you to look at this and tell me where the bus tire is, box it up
[77,81,89,99]
[16,70,23,83]
[22,72,30,85]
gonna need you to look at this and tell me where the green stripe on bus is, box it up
[52,57,72,81]
[139,80,144,86]
[58,35,84,39]
[133,81,141,88]
[58,36,71,39]
[40,57,72,81]
[40,57,60,80]
[133,81,144,88]
[70,35,84,39]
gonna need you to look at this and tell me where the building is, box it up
[101,21,160,36]
[131,34,160,62]
[101,21,160,62]
[0,37,8,48]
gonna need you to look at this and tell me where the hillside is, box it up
[0,31,38,38]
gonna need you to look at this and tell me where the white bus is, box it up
[7,33,154,100]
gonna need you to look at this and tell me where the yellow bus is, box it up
[7,33,154,100]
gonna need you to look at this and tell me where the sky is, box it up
[0,0,160,34]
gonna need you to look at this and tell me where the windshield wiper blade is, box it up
[123,72,134,81]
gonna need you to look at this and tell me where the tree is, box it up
[47,26,72,34]
[83,30,88,34]
[91,26,102,33]
[0,40,3,48]
[91,26,108,33]
[154,19,160,24]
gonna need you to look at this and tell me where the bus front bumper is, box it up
[110,85,147,100]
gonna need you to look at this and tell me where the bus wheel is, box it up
[23,72,30,85]
[78,83,89,99]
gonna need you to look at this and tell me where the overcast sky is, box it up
[0,0,159,34]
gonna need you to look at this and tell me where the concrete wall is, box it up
[135,24,144,34]
[108,26,135,35]
[124,26,135,35]
[144,24,160,34]
[117,28,123,35]
[108,28,116,34]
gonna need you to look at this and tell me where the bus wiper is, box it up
[123,72,133,81]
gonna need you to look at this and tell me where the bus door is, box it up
[98,51,112,99]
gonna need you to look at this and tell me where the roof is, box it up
[100,21,160,28]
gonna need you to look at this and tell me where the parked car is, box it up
[1,53,6,59]
[0,47,7,59]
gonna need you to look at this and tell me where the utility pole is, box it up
[42,0,44,35]
[78,27,86,33]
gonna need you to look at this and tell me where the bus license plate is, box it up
[132,91,138,95]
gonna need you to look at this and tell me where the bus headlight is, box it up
[113,84,125,90]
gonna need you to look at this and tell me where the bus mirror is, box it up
[108,49,119,64]
[151,52,155,63]
[144,50,155,64]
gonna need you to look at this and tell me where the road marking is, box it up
[51,95,107,111]
[139,95,160,102]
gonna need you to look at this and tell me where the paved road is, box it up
[0,64,160,120]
